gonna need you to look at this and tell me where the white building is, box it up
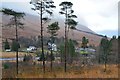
[27,46,36,52]
[48,43,57,51]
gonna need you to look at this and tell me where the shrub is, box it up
[4,64,9,69]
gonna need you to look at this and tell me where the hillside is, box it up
[1,13,102,46]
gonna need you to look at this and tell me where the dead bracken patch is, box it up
[2,62,118,78]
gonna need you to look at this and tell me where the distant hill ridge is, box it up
[1,13,103,46]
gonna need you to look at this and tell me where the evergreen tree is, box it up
[4,39,10,50]
[30,0,56,73]
[67,19,78,62]
[1,8,25,74]
[68,39,76,63]
[59,44,65,62]
[99,36,112,72]
[59,39,76,63]
[81,36,89,49]
[11,40,20,51]
[59,1,77,72]
[47,22,60,71]
[81,37,89,65]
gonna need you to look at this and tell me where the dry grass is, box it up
[1,52,35,58]
[1,52,119,78]
[2,61,119,78]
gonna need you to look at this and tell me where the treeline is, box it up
[3,36,77,50]
[97,35,119,71]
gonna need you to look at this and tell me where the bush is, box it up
[4,64,9,69]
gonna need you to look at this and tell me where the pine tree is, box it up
[99,36,112,72]
[59,1,77,72]
[47,22,60,71]
[81,36,89,49]
[1,8,25,74]
[68,39,75,63]
[30,0,56,73]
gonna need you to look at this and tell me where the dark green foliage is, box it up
[59,1,77,72]
[47,22,60,37]
[110,35,117,42]
[59,39,76,63]
[1,8,25,74]
[30,0,56,73]
[59,44,65,62]
[67,19,78,30]
[108,36,118,64]
[59,1,77,31]
[4,39,10,50]
[47,22,60,43]
[11,40,20,51]
[112,35,116,39]
[47,22,59,71]
[99,36,112,71]
[67,39,76,63]
[118,35,120,48]
[30,0,56,21]
[100,37,111,55]
[3,64,9,69]
[1,8,25,17]
[1,8,25,28]
[118,36,120,40]
[39,54,46,61]
[68,39,76,57]
[81,36,89,49]
[59,1,73,7]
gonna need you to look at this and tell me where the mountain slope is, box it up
[1,13,102,46]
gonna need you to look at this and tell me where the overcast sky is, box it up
[1,0,119,37]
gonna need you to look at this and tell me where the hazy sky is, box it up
[1,0,119,37]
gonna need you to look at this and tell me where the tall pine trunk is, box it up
[64,25,67,72]
[64,7,68,72]
[40,2,45,73]
[50,49,53,71]
[15,16,19,74]
[50,36,53,71]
